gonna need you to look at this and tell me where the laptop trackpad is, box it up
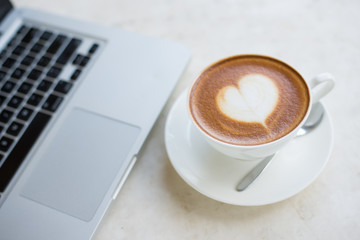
[21,108,140,222]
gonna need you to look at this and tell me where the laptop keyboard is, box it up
[0,24,100,192]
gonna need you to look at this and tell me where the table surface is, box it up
[13,0,360,239]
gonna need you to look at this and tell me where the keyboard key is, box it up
[11,68,25,79]
[8,96,23,109]
[21,27,39,44]
[7,37,17,47]
[28,69,42,80]
[40,31,53,41]
[79,56,90,67]
[0,109,14,123]
[7,121,24,136]
[27,93,43,106]
[57,38,82,64]
[0,136,13,152]
[89,43,99,54]
[0,71,6,81]
[47,66,61,78]
[30,43,43,53]
[47,35,67,54]
[21,55,35,66]
[72,54,83,65]
[37,56,51,67]
[71,69,81,80]
[37,80,52,92]
[0,112,51,191]
[17,107,33,121]
[12,46,25,55]
[1,81,16,93]
[42,95,63,112]
[3,57,16,68]
[18,82,33,94]
[54,80,72,94]
[0,96,6,106]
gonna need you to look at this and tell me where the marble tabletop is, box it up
[13,0,360,239]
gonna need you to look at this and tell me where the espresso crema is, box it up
[189,55,310,145]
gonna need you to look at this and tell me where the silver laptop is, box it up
[0,1,190,239]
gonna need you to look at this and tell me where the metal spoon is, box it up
[236,103,325,191]
[295,102,324,137]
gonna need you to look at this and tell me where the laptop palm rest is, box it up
[20,108,140,221]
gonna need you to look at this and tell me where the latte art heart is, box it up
[189,55,310,146]
[216,74,279,125]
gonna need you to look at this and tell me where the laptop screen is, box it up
[0,0,13,23]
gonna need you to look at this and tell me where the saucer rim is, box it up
[165,91,334,206]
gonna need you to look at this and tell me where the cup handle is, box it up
[310,72,335,103]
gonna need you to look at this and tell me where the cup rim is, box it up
[187,54,312,149]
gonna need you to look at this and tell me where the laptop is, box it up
[0,0,190,239]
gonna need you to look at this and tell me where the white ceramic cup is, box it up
[188,56,334,161]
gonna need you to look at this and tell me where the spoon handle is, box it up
[236,154,275,191]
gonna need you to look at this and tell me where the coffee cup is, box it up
[188,54,334,161]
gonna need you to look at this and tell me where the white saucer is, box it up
[165,91,334,206]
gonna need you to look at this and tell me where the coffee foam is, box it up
[189,55,310,146]
[216,73,279,126]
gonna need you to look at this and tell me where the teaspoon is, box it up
[236,103,325,191]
